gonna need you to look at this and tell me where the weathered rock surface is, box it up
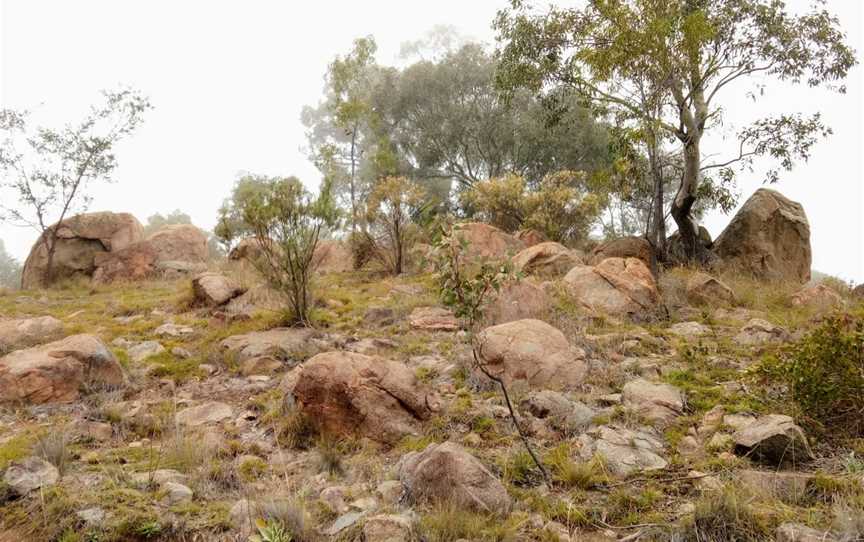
[313,240,352,273]
[476,319,587,391]
[622,379,684,424]
[734,318,789,346]
[512,242,581,277]
[522,390,595,434]
[176,401,234,427]
[398,441,510,514]
[228,237,266,262]
[451,222,525,262]
[192,272,245,307]
[146,224,208,263]
[92,241,160,283]
[563,257,661,319]
[739,469,816,502]
[2,456,59,495]
[589,236,653,267]
[686,272,735,306]
[127,341,165,362]
[714,188,811,282]
[733,414,814,465]
[790,283,843,309]
[408,307,458,331]
[515,229,546,247]
[481,280,550,326]
[577,425,667,476]
[0,334,125,404]
[292,351,437,444]
[775,523,837,542]
[0,316,64,354]
[362,514,414,542]
[220,328,322,362]
[668,321,712,338]
[21,212,144,288]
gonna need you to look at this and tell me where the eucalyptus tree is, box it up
[496,0,856,260]
[0,89,151,283]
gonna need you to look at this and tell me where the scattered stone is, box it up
[621,379,684,425]
[70,419,113,442]
[686,272,736,306]
[363,514,414,542]
[512,241,581,277]
[364,307,396,327]
[163,481,193,504]
[325,512,364,536]
[790,283,843,309]
[476,319,587,391]
[399,441,511,514]
[0,316,64,354]
[668,321,712,338]
[154,323,195,337]
[522,390,595,434]
[734,318,789,346]
[220,327,322,362]
[563,257,661,320]
[293,351,437,444]
[408,307,459,331]
[577,426,667,476]
[239,355,283,376]
[192,272,245,307]
[171,347,192,359]
[127,340,165,362]
[131,469,188,487]
[0,334,125,404]
[739,469,816,502]
[376,480,404,505]
[714,188,811,283]
[733,414,814,465]
[2,456,59,495]
[176,401,234,427]
[320,486,349,514]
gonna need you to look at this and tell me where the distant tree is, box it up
[495,0,856,260]
[143,209,192,235]
[364,176,427,275]
[0,89,151,284]
[222,176,339,326]
[0,239,21,290]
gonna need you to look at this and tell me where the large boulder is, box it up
[291,351,437,444]
[192,272,245,307]
[0,334,125,404]
[476,319,587,391]
[481,280,551,326]
[91,241,160,283]
[512,242,582,278]
[146,224,208,263]
[563,257,661,320]
[313,240,352,273]
[732,414,814,466]
[714,189,811,282]
[398,441,511,514]
[2,456,59,496]
[452,222,525,263]
[588,236,653,267]
[686,272,735,306]
[0,316,64,354]
[228,237,266,262]
[21,212,144,288]
[515,229,546,247]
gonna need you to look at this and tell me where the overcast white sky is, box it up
[1,1,862,282]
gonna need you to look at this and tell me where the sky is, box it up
[1,0,862,282]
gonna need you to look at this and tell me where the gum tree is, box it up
[495,0,856,260]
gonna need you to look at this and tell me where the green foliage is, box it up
[462,171,604,244]
[755,311,864,436]
[251,519,295,542]
[676,486,771,541]
[432,224,518,329]
[363,175,428,274]
[220,175,339,325]
[215,173,273,251]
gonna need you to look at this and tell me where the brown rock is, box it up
[0,334,125,404]
[733,414,814,465]
[476,319,587,391]
[220,327,322,362]
[512,242,581,278]
[589,236,653,267]
[482,280,550,326]
[292,351,437,444]
[739,470,816,503]
[452,222,525,262]
[228,237,266,262]
[146,224,208,263]
[515,229,546,247]
[0,316,64,354]
[686,272,735,306]
[408,307,458,331]
[239,356,282,376]
[192,272,245,307]
[714,188,811,282]
[92,241,159,283]
[21,212,144,288]
[398,441,511,514]
[563,257,661,320]
[734,318,789,346]
[313,240,352,273]
[622,378,684,424]
[790,283,843,310]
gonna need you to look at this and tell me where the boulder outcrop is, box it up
[563,257,661,320]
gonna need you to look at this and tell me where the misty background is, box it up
[1,0,862,281]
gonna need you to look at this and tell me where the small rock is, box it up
[733,414,814,465]
[621,378,684,425]
[734,318,789,346]
[362,514,414,542]
[408,307,459,331]
[320,486,349,514]
[376,480,403,505]
[325,511,364,536]
[2,456,59,495]
[668,321,712,338]
[154,323,194,337]
[239,355,282,376]
[364,307,396,327]
[162,481,193,504]
[171,347,192,359]
[76,507,106,527]
[176,401,233,427]
[127,340,165,362]
[577,426,667,476]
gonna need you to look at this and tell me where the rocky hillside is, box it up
[1,198,863,541]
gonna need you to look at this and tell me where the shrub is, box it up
[461,171,605,244]
[676,486,771,542]
[756,311,864,436]
[363,175,427,275]
[225,176,339,325]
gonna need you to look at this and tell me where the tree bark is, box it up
[647,139,666,261]
[670,137,704,261]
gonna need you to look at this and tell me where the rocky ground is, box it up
[1,256,862,542]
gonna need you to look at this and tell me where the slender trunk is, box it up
[349,127,358,234]
[647,142,666,261]
[670,137,703,260]
[42,229,59,286]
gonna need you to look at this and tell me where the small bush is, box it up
[363,175,428,275]
[756,311,864,436]
[676,486,771,542]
